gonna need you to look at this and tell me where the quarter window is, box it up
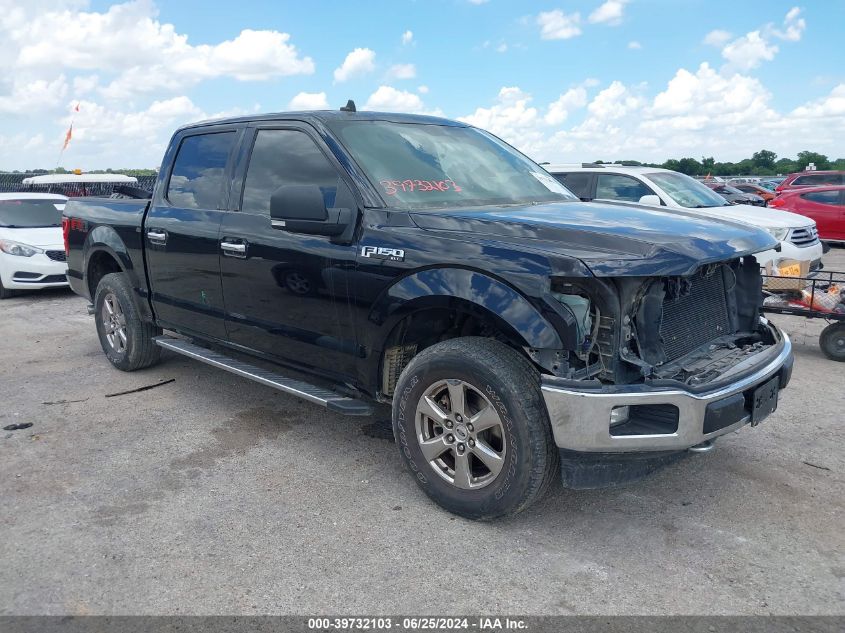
[167,132,236,209]
[595,174,653,202]
[241,129,342,216]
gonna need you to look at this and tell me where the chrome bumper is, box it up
[541,329,793,453]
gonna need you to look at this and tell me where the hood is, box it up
[0,225,64,248]
[410,200,778,277]
[683,203,815,230]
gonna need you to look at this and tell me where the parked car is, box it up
[731,183,776,204]
[0,193,69,299]
[775,171,845,193]
[770,185,845,242]
[63,109,793,519]
[20,173,140,197]
[705,182,766,206]
[546,164,824,270]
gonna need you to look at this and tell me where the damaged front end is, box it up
[546,255,781,389]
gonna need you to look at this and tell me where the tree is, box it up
[796,151,830,171]
[676,157,702,176]
[752,149,777,171]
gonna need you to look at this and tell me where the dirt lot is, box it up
[1,249,843,616]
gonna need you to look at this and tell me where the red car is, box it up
[732,183,776,204]
[775,170,845,193]
[770,185,845,241]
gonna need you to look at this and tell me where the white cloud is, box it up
[467,0,489,4]
[364,86,426,113]
[716,8,806,71]
[721,31,778,71]
[627,41,641,50]
[496,43,508,53]
[288,91,329,110]
[537,10,582,40]
[333,47,376,82]
[704,29,733,47]
[401,30,413,45]
[0,75,69,115]
[544,87,587,125]
[386,63,416,80]
[588,0,629,26]
[418,85,429,94]
[10,2,314,84]
[791,84,845,119]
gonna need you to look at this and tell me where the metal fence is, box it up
[0,173,157,197]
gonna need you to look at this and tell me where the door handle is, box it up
[221,240,247,258]
[147,229,167,245]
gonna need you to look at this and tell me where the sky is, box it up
[0,0,843,171]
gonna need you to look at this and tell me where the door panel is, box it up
[220,126,360,379]
[145,130,238,339]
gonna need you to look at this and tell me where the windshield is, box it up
[329,120,577,210]
[0,199,64,227]
[647,172,729,208]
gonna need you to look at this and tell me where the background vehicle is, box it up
[20,173,140,197]
[770,186,845,242]
[547,164,823,270]
[705,182,766,206]
[775,171,845,193]
[733,183,776,203]
[63,109,793,519]
[0,193,68,299]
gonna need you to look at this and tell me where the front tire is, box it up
[0,277,16,299]
[392,337,559,520]
[94,272,162,371]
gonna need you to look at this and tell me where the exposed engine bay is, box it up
[548,256,777,387]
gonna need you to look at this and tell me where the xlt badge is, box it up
[361,245,405,262]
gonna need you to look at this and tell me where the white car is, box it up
[545,164,824,269]
[0,193,69,299]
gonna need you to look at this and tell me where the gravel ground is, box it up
[0,248,843,616]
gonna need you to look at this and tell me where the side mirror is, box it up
[638,194,662,206]
[269,184,352,237]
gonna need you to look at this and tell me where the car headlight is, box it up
[0,239,44,257]
[766,228,790,241]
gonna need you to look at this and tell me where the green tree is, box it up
[752,149,777,171]
[676,157,702,175]
[796,151,830,171]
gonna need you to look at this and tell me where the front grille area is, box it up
[46,250,67,262]
[789,226,820,247]
[659,268,730,362]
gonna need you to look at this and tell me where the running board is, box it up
[153,336,373,416]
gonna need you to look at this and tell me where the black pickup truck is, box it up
[63,106,794,519]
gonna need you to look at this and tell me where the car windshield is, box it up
[0,199,64,227]
[647,172,730,208]
[758,182,777,191]
[721,185,745,195]
[329,120,577,210]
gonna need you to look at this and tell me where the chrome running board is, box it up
[153,336,372,416]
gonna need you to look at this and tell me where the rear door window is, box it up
[801,190,842,205]
[554,172,592,199]
[595,174,653,202]
[167,132,236,209]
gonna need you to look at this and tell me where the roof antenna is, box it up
[340,99,356,113]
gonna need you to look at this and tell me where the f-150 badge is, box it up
[361,245,405,262]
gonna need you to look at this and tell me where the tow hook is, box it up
[688,440,716,453]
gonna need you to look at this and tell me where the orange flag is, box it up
[62,123,73,151]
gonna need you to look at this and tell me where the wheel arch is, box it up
[365,267,568,398]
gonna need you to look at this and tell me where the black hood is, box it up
[410,200,778,277]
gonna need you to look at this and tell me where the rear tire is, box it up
[94,272,162,371]
[392,337,559,520]
[820,322,845,362]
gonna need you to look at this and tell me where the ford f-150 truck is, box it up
[63,106,793,519]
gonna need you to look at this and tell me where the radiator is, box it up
[660,267,730,362]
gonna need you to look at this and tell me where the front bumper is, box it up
[541,324,793,453]
[0,250,69,290]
